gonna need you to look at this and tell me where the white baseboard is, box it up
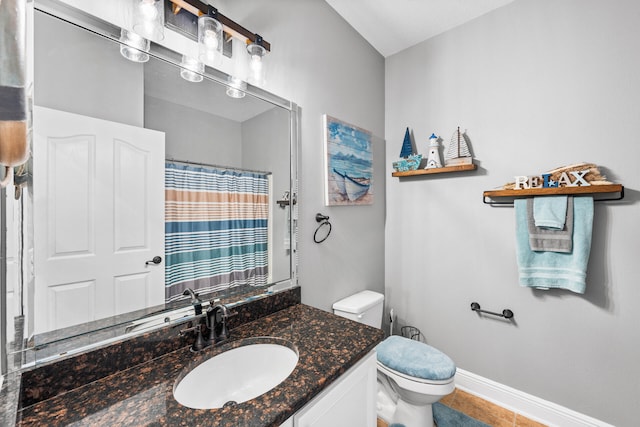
[454,369,614,427]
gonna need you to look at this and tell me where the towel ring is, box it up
[313,213,332,243]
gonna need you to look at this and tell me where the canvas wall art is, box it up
[323,115,373,206]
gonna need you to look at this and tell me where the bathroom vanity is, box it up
[4,288,383,426]
[286,351,377,426]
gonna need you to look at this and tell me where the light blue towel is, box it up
[533,196,568,229]
[515,197,594,294]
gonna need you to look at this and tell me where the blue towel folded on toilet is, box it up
[515,196,593,294]
[376,336,456,381]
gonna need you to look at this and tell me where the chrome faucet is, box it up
[206,304,231,343]
[183,287,201,303]
[179,303,236,350]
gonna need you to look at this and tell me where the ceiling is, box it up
[325,0,515,57]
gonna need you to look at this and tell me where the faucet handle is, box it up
[180,322,207,352]
[218,313,230,341]
[192,323,207,351]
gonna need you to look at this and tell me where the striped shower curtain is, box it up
[165,163,270,302]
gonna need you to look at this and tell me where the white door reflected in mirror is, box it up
[33,106,165,333]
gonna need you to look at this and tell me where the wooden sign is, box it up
[513,169,591,190]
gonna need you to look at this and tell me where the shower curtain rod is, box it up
[166,158,272,176]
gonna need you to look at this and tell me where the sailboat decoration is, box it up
[444,127,473,166]
[332,168,371,201]
[392,127,422,172]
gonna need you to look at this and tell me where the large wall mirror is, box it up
[4,0,299,370]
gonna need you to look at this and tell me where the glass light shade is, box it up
[246,43,267,86]
[198,16,223,66]
[132,0,164,42]
[119,29,150,63]
[232,38,250,79]
[180,55,204,83]
[226,76,247,99]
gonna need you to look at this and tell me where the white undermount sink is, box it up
[173,340,299,409]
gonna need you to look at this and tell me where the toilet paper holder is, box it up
[471,302,514,319]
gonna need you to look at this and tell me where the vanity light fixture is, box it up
[246,35,266,85]
[227,36,249,98]
[226,76,247,99]
[168,0,271,90]
[180,55,204,82]
[132,0,165,42]
[197,10,223,67]
[120,0,164,63]
[119,28,150,63]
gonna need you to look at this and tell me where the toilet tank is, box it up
[332,290,384,328]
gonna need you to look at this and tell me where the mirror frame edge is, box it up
[1,186,6,376]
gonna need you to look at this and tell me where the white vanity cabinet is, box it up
[280,350,377,427]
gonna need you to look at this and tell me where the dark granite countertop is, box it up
[15,303,384,426]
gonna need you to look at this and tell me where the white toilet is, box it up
[333,290,455,427]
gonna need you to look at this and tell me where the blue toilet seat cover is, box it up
[376,336,456,381]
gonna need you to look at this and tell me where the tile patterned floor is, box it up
[378,388,548,427]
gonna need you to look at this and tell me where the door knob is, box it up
[145,256,162,265]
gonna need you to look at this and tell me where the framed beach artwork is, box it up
[323,114,373,206]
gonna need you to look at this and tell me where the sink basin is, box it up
[173,339,298,409]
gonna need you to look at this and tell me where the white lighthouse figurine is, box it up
[425,133,443,169]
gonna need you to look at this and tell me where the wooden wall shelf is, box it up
[483,183,624,205]
[392,163,476,177]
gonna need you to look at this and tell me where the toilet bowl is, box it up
[376,335,456,426]
[333,291,456,427]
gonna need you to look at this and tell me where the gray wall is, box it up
[34,12,143,126]
[144,95,242,166]
[385,0,640,425]
[216,0,386,310]
[242,108,292,282]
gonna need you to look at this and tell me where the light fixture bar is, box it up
[168,0,270,51]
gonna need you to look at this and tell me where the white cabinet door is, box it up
[33,106,165,333]
[294,351,377,427]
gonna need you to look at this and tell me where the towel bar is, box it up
[470,302,514,319]
[482,184,625,206]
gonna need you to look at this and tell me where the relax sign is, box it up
[514,170,591,190]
